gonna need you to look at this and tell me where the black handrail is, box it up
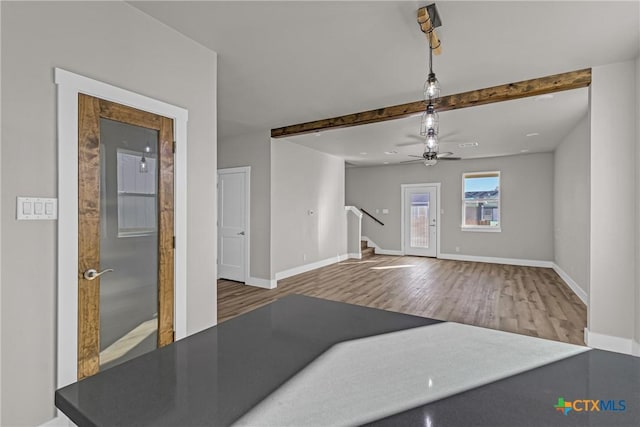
[359,207,384,226]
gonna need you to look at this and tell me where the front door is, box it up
[403,185,437,257]
[77,94,175,379]
[217,168,249,282]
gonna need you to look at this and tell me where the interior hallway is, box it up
[218,254,587,345]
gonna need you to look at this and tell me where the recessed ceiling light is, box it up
[457,142,479,148]
[521,149,530,153]
[384,150,398,155]
[360,152,368,155]
[535,94,554,101]
[526,132,540,137]
[383,162,389,165]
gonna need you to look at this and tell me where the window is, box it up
[117,149,157,237]
[462,171,500,231]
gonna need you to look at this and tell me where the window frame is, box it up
[461,171,501,232]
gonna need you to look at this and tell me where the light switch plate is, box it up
[17,197,58,220]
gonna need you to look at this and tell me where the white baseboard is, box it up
[551,263,588,305]
[633,340,640,357]
[275,254,349,281]
[246,276,277,289]
[347,252,362,259]
[585,328,634,355]
[361,236,403,256]
[438,253,553,268]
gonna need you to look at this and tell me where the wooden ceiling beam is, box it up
[270,68,591,139]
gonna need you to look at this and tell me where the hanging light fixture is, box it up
[420,103,439,137]
[418,3,442,166]
[139,143,151,174]
[423,43,440,100]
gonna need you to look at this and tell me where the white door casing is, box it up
[55,68,188,390]
[401,183,440,257]
[217,167,250,282]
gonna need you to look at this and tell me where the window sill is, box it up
[461,227,501,233]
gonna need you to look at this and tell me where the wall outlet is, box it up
[375,208,380,214]
[382,208,389,214]
[455,246,460,252]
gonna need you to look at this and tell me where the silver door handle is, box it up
[237,231,245,235]
[83,268,114,281]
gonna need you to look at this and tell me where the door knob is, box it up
[237,231,245,235]
[83,268,114,281]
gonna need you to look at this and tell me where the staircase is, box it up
[361,240,375,259]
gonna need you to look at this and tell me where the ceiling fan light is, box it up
[424,158,438,166]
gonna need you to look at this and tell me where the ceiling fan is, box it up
[400,147,461,166]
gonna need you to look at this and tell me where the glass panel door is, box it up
[404,185,437,257]
[98,118,159,371]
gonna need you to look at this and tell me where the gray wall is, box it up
[271,140,347,275]
[636,55,640,347]
[218,130,271,280]
[1,2,217,425]
[589,60,636,341]
[346,153,554,261]
[553,116,590,296]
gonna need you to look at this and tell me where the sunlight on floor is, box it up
[340,260,379,265]
[100,317,157,366]
[370,264,416,270]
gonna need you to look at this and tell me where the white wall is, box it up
[218,130,271,280]
[346,153,555,261]
[1,2,217,425]
[589,60,636,348]
[271,140,347,275]
[553,116,590,297]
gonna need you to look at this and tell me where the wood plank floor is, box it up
[218,254,587,345]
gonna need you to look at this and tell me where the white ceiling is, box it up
[284,87,589,166]
[129,1,640,140]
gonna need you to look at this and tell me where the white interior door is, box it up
[403,185,437,257]
[218,168,249,282]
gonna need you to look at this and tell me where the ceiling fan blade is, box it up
[407,154,424,158]
[399,159,424,164]
[436,152,454,157]
[436,156,462,160]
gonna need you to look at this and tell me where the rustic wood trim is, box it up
[77,95,175,379]
[417,6,442,55]
[270,68,592,138]
[77,93,102,379]
[157,116,175,347]
[99,99,162,130]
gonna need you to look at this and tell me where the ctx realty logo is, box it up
[554,397,626,415]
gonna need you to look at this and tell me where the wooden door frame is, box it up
[77,95,175,379]
[55,68,188,389]
[400,183,441,258]
[217,166,251,284]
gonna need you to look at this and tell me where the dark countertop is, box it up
[56,294,640,426]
